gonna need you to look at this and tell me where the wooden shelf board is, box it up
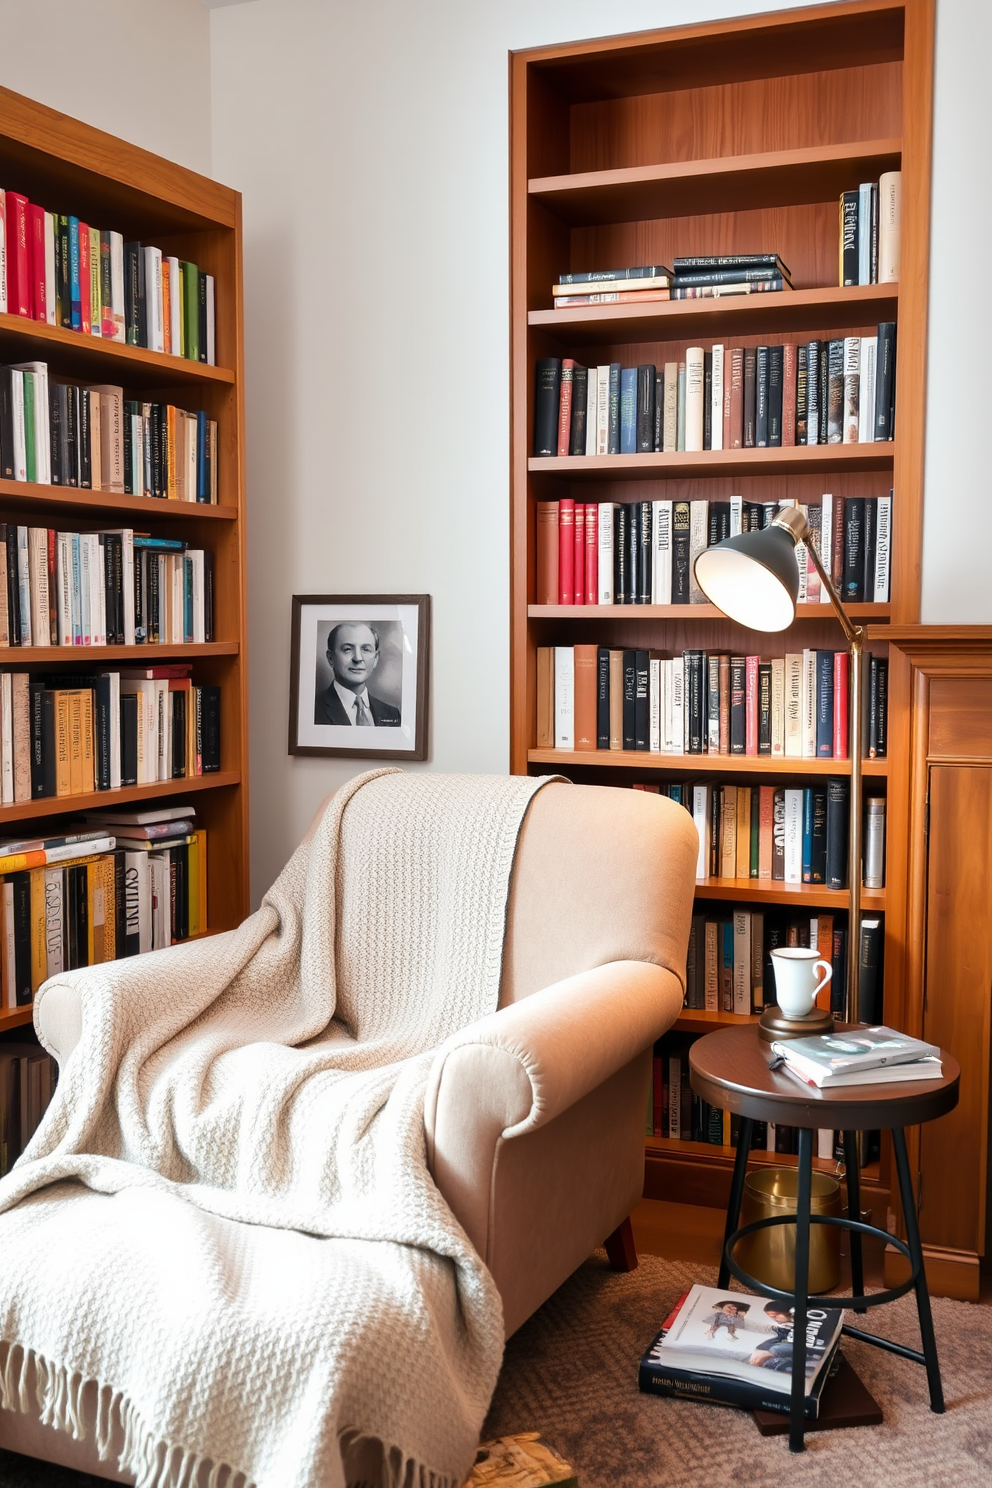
[645,1133,879,1184]
[530,283,899,345]
[673,1008,758,1033]
[0,312,235,389]
[0,478,237,522]
[528,603,891,622]
[0,771,240,824]
[0,1006,34,1033]
[693,878,885,909]
[529,138,902,225]
[527,748,889,777]
[0,642,239,664]
[529,445,894,480]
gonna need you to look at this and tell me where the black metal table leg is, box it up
[718,1116,753,1288]
[843,1130,867,1315]
[789,1126,814,1453]
[892,1126,945,1413]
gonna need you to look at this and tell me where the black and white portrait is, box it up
[289,596,430,760]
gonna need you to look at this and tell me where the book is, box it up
[772,1024,939,1086]
[465,1436,577,1488]
[533,359,560,457]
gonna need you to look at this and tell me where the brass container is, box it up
[736,1168,842,1295]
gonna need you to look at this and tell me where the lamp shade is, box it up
[692,524,800,632]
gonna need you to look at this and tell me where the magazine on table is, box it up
[771,1026,941,1088]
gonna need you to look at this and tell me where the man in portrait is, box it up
[314,621,401,727]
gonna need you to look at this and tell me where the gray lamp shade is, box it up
[692,524,801,632]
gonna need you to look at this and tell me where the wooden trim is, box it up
[0,771,240,825]
[884,1244,980,1303]
[0,311,235,386]
[532,602,890,621]
[529,445,894,481]
[509,51,532,776]
[527,748,889,777]
[0,643,238,664]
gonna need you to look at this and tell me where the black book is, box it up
[64,383,79,487]
[826,339,844,443]
[78,383,92,488]
[134,549,146,643]
[634,650,650,750]
[200,685,221,772]
[636,364,655,452]
[729,656,746,754]
[0,368,15,480]
[120,691,139,787]
[808,787,828,884]
[71,863,89,970]
[6,525,20,648]
[673,254,791,274]
[172,845,189,940]
[796,343,809,445]
[113,850,128,959]
[172,690,187,778]
[818,339,830,445]
[806,340,821,444]
[637,500,652,604]
[862,496,877,603]
[743,347,757,447]
[29,680,49,799]
[843,496,866,602]
[685,651,705,754]
[816,650,834,758]
[873,656,888,758]
[607,363,621,455]
[858,917,884,1023]
[622,650,637,750]
[702,351,712,450]
[10,873,32,1003]
[48,382,64,486]
[569,367,588,455]
[93,673,113,793]
[532,359,561,456]
[625,502,640,606]
[754,345,769,447]
[757,661,772,754]
[874,323,897,440]
[653,371,664,451]
[613,502,628,603]
[596,647,610,750]
[122,399,135,495]
[825,777,850,889]
[767,345,784,446]
[56,217,72,329]
[708,501,730,546]
[123,242,144,348]
[672,502,691,603]
[840,191,859,285]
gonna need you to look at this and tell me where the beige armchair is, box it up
[4,779,696,1481]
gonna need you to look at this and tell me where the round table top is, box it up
[688,1023,960,1130]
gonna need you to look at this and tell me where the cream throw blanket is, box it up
[0,769,555,1488]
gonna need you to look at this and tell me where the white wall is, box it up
[0,0,212,176]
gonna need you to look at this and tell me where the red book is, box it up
[535,501,559,605]
[572,503,586,605]
[745,654,759,756]
[833,650,849,759]
[728,347,744,448]
[782,343,797,446]
[758,785,775,878]
[585,502,598,603]
[557,498,575,605]
[27,203,47,321]
[79,222,91,335]
[557,358,575,457]
[5,192,31,318]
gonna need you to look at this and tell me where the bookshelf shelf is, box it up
[529,445,894,481]
[0,1007,35,1033]
[0,643,239,664]
[645,1133,880,1182]
[0,478,237,522]
[529,603,891,622]
[526,748,889,778]
[529,138,903,227]
[0,771,240,825]
[529,284,900,344]
[0,311,235,390]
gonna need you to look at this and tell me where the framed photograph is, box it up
[288,594,430,760]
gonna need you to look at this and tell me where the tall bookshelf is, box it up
[510,1,933,1214]
[0,86,249,1029]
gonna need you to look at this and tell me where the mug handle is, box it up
[814,959,833,1007]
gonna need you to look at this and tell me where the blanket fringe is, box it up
[0,1341,250,1488]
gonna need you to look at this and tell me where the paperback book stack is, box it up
[771,1026,942,1089]
[669,252,792,298]
[0,526,214,648]
[639,1284,843,1419]
[553,263,671,307]
[0,1042,58,1175]
[78,804,208,956]
[0,365,219,502]
[839,172,901,285]
[0,188,216,363]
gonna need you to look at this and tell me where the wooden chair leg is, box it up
[605,1215,638,1272]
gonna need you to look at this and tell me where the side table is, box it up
[689,1024,960,1453]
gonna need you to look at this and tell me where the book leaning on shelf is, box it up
[0,189,215,363]
[838,172,901,286]
[0,366,219,502]
[0,525,215,648]
[639,1284,843,1420]
[0,667,221,804]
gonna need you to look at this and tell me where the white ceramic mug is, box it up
[771,947,833,1019]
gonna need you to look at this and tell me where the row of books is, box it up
[0,1045,57,1175]
[538,646,889,761]
[0,526,215,648]
[533,326,896,456]
[839,173,901,286]
[536,495,892,607]
[0,667,221,803]
[0,190,216,363]
[0,366,219,502]
[651,1036,830,1148]
[553,254,792,308]
[0,806,208,1004]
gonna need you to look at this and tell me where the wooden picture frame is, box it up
[288,595,430,761]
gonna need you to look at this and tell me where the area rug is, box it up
[0,1252,988,1486]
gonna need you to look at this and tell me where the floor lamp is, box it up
[693,505,866,1024]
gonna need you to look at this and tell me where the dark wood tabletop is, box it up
[688,1024,961,1130]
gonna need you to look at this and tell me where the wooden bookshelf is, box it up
[511,0,934,1219]
[0,87,249,973]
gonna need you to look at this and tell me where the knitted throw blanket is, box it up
[0,770,555,1488]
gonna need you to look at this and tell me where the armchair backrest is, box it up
[499,782,699,1006]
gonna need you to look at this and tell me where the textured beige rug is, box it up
[484,1253,992,1488]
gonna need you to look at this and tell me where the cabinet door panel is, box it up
[920,766,992,1254]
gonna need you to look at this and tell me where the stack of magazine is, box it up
[770,1026,942,1088]
[639,1284,843,1419]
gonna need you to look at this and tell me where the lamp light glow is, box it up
[692,524,800,632]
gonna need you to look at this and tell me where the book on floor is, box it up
[465,1434,578,1488]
